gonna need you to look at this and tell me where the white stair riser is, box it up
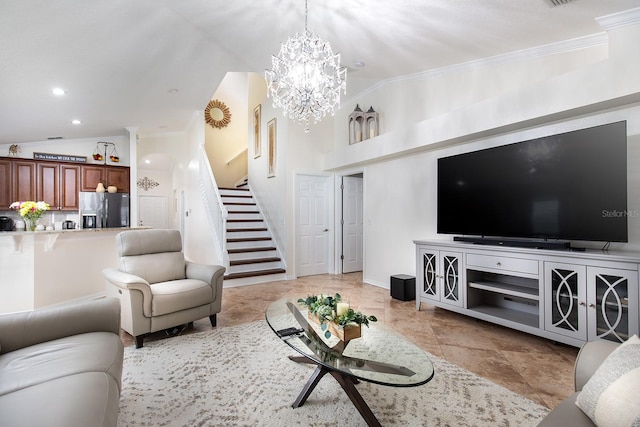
[227,212,261,220]
[226,230,270,239]
[223,204,258,212]
[227,261,283,274]
[227,222,265,230]
[227,240,273,250]
[221,196,255,204]
[228,250,277,261]
[223,273,287,287]
[219,189,251,197]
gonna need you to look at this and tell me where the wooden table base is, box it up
[288,355,382,427]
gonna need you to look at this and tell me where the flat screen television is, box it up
[437,121,628,245]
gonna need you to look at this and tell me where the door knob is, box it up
[323,228,328,232]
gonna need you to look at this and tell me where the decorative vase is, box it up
[25,218,37,232]
[96,182,106,193]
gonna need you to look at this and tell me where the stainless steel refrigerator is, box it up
[79,192,130,229]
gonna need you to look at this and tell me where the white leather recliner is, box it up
[103,229,225,348]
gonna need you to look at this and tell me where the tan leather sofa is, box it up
[538,339,619,426]
[103,229,225,348]
[0,298,124,427]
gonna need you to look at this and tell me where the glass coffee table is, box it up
[265,299,435,427]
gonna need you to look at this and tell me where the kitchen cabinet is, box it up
[81,165,129,193]
[0,159,11,209]
[38,163,81,210]
[12,160,37,203]
[60,164,81,210]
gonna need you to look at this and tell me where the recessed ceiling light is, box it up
[145,159,151,164]
[353,61,365,68]
[71,119,82,125]
[52,87,66,96]
[168,88,179,94]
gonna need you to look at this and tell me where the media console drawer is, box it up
[467,253,538,276]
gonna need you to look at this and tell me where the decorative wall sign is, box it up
[9,144,19,156]
[34,152,87,163]
[253,104,261,158]
[205,99,232,129]
[267,118,277,178]
[137,176,160,191]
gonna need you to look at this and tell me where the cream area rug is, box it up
[118,321,548,426]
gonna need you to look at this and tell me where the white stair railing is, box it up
[198,145,229,268]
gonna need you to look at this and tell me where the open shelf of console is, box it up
[466,269,540,327]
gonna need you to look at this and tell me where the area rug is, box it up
[118,321,548,426]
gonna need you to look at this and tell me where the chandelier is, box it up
[265,0,347,133]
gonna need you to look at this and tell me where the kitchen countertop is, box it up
[0,227,149,235]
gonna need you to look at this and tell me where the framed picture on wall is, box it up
[267,118,276,178]
[253,104,261,158]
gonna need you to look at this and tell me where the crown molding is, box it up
[596,7,640,30]
[347,32,608,103]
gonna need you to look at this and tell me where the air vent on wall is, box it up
[47,136,63,140]
[545,0,575,6]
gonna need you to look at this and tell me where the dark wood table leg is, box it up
[329,371,382,427]
[288,355,382,427]
[291,364,330,408]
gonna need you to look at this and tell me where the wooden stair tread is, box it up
[223,202,256,206]
[228,247,276,254]
[227,219,264,223]
[219,187,250,191]
[224,269,286,280]
[227,237,272,243]
[226,227,267,233]
[230,257,280,266]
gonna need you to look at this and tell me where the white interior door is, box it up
[138,196,168,229]
[296,174,332,277]
[342,176,363,273]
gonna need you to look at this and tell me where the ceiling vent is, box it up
[545,0,575,6]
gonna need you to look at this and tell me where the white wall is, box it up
[308,13,640,288]
[205,72,249,188]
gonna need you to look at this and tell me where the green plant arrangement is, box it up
[297,293,377,340]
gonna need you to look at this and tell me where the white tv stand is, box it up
[414,239,640,347]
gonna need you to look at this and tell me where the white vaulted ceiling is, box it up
[1,0,639,144]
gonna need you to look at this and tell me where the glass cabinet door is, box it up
[420,250,438,301]
[439,252,463,307]
[544,263,587,341]
[587,267,639,343]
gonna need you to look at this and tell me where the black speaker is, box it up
[390,274,415,301]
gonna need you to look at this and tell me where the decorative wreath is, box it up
[204,99,232,129]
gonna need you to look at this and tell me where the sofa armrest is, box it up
[0,298,120,354]
[186,262,225,299]
[574,339,620,391]
[103,268,153,317]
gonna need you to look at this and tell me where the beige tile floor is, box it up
[121,272,578,410]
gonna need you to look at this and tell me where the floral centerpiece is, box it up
[10,201,50,231]
[297,293,377,342]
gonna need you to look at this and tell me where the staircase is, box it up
[219,187,286,285]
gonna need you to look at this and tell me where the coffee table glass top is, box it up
[265,299,434,387]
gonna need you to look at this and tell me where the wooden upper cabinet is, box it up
[105,167,130,193]
[60,164,80,210]
[13,160,37,203]
[37,162,60,209]
[81,165,129,193]
[80,165,105,192]
[0,159,11,209]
